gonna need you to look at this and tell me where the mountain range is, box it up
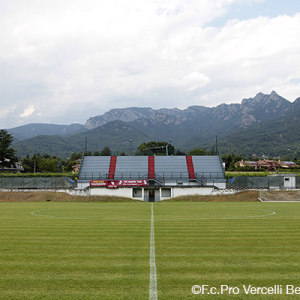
[7,91,300,159]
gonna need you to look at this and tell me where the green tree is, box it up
[69,152,83,161]
[64,152,83,172]
[21,155,34,172]
[32,154,42,173]
[21,154,64,173]
[137,141,175,155]
[100,146,112,156]
[39,157,59,172]
[222,153,243,170]
[188,148,209,156]
[0,130,17,171]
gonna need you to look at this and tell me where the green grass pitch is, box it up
[1,201,300,299]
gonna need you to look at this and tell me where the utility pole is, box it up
[216,135,219,156]
[129,139,133,156]
[85,136,88,155]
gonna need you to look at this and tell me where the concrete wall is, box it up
[207,181,226,189]
[172,187,215,198]
[75,183,228,200]
[77,182,90,189]
[163,180,226,189]
[90,187,140,200]
[90,186,217,200]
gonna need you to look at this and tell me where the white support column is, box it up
[159,188,162,201]
[142,188,145,201]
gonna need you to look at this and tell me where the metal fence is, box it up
[297,176,300,189]
[0,177,74,189]
[228,176,300,189]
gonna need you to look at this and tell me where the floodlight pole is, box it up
[166,139,172,156]
[85,136,88,155]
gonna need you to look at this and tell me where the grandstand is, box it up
[78,155,225,201]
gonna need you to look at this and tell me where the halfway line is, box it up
[149,203,158,300]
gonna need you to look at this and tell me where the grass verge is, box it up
[0,191,259,202]
[0,191,134,202]
[165,191,259,202]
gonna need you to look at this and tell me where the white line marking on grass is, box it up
[149,203,158,300]
[31,210,54,218]
[30,208,276,222]
[30,209,154,221]
[30,209,89,220]
[154,210,276,221]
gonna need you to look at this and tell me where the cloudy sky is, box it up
[1,0,300,128]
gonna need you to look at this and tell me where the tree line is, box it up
[2,130,298,173]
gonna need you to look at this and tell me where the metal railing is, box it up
[79,171,225,181]
[0,177,74,189]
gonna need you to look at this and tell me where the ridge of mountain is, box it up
[8,91,300,158]
[7,123,87,141]
[7,91,296,140]
[85,91,293,130]
[215,102,300,157]
[13,121,149,159]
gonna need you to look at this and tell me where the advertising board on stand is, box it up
[90,180,148,189]
[90,180,106,187]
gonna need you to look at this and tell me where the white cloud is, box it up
[0,0,300,127]
[180,72,210,91]
[20,105,36,118]
[0,105,17,119]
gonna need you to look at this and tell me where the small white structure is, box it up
[269,174,297,190]
[283,175,296,189]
